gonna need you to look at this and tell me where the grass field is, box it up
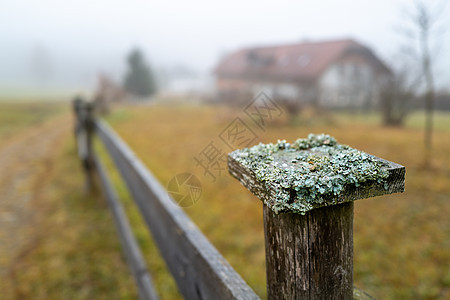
[101,103,450,299]
[0,102,138,299]
[1,101,449,299]
[0,101,65,142]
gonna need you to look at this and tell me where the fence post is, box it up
[72,96,83,137]
[263,201,353,299]
[83,101,95,192]
[228,135,405,299]
[73,98,96,192]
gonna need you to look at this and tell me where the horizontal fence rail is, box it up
[74,98,403,299]
[94,120,259,300]
[93,153,159,300]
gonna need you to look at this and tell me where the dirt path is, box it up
[0,113,72,277]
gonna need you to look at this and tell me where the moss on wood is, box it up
[229,134,404,214]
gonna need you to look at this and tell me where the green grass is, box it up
[0,101,66,141]
[405,110,450,131]
[334,109,450,132]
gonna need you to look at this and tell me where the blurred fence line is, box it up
[73,98,404,299]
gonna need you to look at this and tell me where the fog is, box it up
[0,0,448,97]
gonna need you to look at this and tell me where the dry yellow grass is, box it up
[103,103,450,299]
[2,101,448,299]
[0,101,65,142]
[0,103,138,299]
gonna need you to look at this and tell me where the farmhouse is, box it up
[214,38,391,109]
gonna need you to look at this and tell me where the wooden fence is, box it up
[73,98,405,300]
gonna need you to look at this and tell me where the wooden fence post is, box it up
[72,96,83,137]
[263,201,353,299]
[73,98,96,192]
[228,135,405,299]
[83,101,95,192]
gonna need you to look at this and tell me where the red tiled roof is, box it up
[214,39,389,82]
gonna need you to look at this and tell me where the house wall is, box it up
[216,77,249,93]
[216,51,388,109]
[216,77,302,101]
[251,82,303,99]
[215,76,322,107]
[319,58,379,109]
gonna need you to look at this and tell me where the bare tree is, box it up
[379,50,423,126]
[379,68,414,126]
[400,0,447,166]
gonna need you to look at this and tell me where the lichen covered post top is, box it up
[228,134,395,214]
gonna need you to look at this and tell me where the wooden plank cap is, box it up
[228,134,405,214]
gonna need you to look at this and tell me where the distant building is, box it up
[93,73,125,113]
[157,65,214,99]
[214,39,391,109]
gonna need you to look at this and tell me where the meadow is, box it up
[1,100,449,299]
[0,102,138,299]
[0,101,65,141]
[101,103,450,299]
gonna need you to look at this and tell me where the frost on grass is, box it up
[229,134,390,214]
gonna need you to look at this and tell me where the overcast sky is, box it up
[0,0,449,94]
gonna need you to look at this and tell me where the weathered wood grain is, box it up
[229,140,405,299]
[95,120,259,300]
[264,204,310,299]
[264,202,353,300]
[307,202,353,299]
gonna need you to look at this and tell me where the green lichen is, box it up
[230,134,390,214]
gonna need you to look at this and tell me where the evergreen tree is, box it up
[124,48,156,97]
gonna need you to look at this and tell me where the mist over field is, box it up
[0,0,449,98]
